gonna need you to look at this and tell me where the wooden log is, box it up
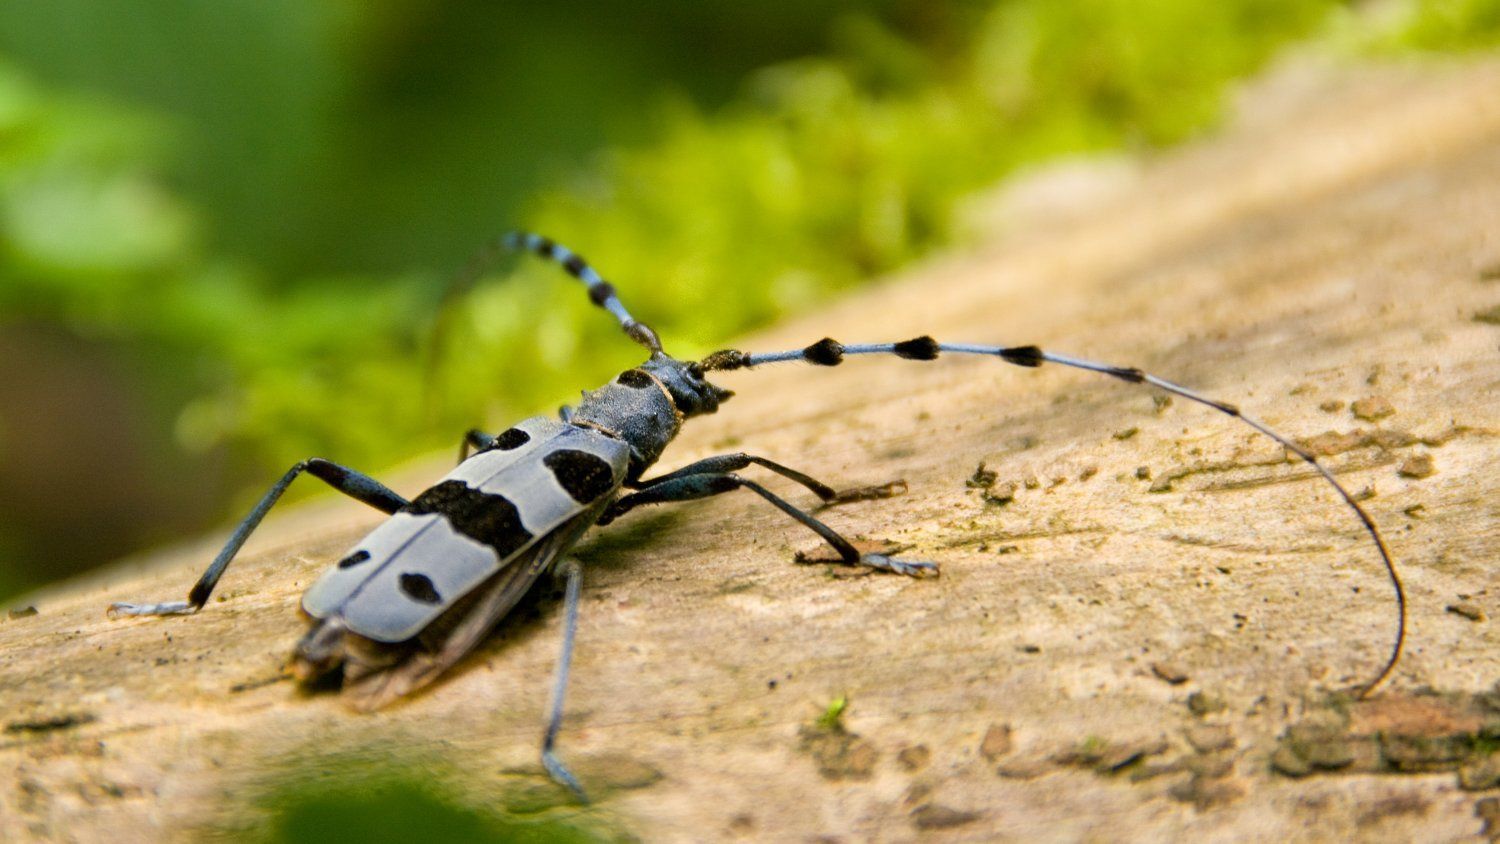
[3,58,1498,841]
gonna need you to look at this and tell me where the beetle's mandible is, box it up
[108,231,1406,802]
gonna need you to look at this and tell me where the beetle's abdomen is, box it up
[301,416,628,642]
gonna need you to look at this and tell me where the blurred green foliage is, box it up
[262,777,601,844]
[234,749,622,842]
[1371,0,1500,49]
[1,0,1497,599]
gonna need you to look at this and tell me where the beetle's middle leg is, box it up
[458,429,495,463]
[108,459,408,618]
[626,452,905,507]
[600,474,936,577]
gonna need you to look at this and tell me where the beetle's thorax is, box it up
[570,353,732,480]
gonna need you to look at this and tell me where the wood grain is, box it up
[4,57,1499,842]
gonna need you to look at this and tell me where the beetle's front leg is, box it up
[626,452,905,508]
[601,474,936,578]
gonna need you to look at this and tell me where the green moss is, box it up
[1466,730,1500,758]
[816,695,850,732]
[1077,735,1110,758]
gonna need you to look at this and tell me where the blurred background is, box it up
[1,0,1496,604]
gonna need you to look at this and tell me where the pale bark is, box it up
[4,58,1499,842]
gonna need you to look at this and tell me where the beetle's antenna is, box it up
[700,336,1406,699]
[423,231,664,415]
[433,230,663,356]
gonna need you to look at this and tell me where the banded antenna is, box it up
[699,336,1406,699]
[424,231,665,412]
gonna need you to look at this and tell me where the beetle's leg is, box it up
[600,474,936,577]
[626,452,905,506]
[458,429,495,463]
[108,459,408,618]
[542,558,589,803]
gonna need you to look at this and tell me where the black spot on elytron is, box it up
[998,345,1044,368]
[616,368,654,389]
[894,336,940,361]
[493,427,530,450]
[803,337,844,366]
[588,281,616,306]
[544,449,617,503]
[399,573,442,604]
[406,481,534,557]
[337,550,371,569]
[562,254,587,277]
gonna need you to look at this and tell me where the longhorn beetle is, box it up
[109,231,1406,802]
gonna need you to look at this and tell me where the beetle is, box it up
[109,231,1405,802]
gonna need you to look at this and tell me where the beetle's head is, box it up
[641,353,733,418]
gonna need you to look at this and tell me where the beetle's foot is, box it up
[858,553,939,578]
[107,600,197,618]
[824,479,908,507]
[542,749,590,805]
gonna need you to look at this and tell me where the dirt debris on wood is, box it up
[1270,688,1500,791]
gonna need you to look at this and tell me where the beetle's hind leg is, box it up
[542,558,589,802]
[108,459,408,618]
[601,474,937,577]
[625,452,905,508]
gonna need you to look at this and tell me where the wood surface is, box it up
[3,57,1499,842]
